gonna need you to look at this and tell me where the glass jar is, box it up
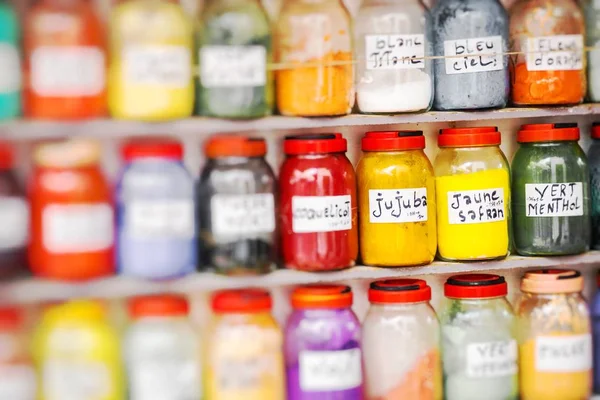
[24,0,107,119]
[275,0,354,117]
[593,272,600,394]
[434,127,510,261]
[0,307,35,399]
[197,0,272,118]
[511,123,591,256]
[586,0,600,102]
[0,0,20,120]
[356,131,437,267]
[116,139,195,279]
[108,0,194,121]
[362,279,442,399]
[197,136,277,275]
[279,134,357,272]
[516,269,592,400]
[285,285,363,399]
[431,0,509,110]
[589,123,600,249]
[508,0,586,106]
[206,289,285,400]
[28,140,114,281]
[354,0,433,113]
[441,274,518,400]
[125,295,201,400]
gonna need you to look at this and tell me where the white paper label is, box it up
[43,360,111,400]
[126,200,194,240]
[292,195,351,233]
[365,34,425,70]
[0,365,36,399]
[526,35,583,71]
[124,45,191,87]
[525,182,583,217]
[0,198,28,250]
[448,188,505,224]
[0,43,21,93]
[535,334,592,372]
[211,193,275,236]
[42,203,114,253]
[368,188,428,223]
[31,46,105,96]
[130,359,200,400]
[594,0,600,9]
[444,36,503,74]
[200,46,266,87]
[466,340,518,378]
[299,348,362,392]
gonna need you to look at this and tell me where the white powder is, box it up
[356,70,433,113]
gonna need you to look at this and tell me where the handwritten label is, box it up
[0,365,36,399]
[292,195,351,233]
[200,46,266,87]
[0,198,28,250]
[211,193,275,236]
[126,200,194,240]
[124,45,191,87]
[448,188,505,224]
[535,334,592,372]
[444,36,503,74]
[525,182,583,217]
[0,44,21,93]
[216,355,275,391]
[526,35,583,71]
[131,359,200,400]
[466,340,518,378]
[299,348,362,392]
[368,188,428,223]
[44,360,112,399]
[365,34,425,70]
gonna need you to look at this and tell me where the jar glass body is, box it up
[516,292,592,400]
[284,308,362,399]
[592,289,600,393]
[0,319,35,399]
[434,145,510,261]
[508,0,586,105]
[24,0,107,119]
[279,153,358,271]
[440,297,518,400]
[511,141,591,256]
[362,302,442,399]
[586,0,600,101]
[116,158,196,279]
[275,0,354,117]
[0,1,21,120]
[0,168,28,277]
[588,139,600,249]
[197,156,277,275]
[356,150,437,266]
[431,0,509,110]
[354,0,433,113]
[197,0,273,118]
[108,0,194,121]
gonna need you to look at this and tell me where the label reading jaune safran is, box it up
[368,188,428,223]
[447,188,505,224]
[292,195,351,233]
[525,182,583,217]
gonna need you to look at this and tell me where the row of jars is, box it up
[1,0,600,121]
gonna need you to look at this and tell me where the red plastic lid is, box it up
[284,133,347,155]
[592,122,600,139]
[0,141,14,170]
[212,289,272,313]
[438,127,501,147]
[368,279,432,303]
[518,123,580,143]
[205,135,267,158]
[0,306,22,329]
[122,139,183,161]
[128,294,189,318]
[362,131,425,151]
[291,285,353,309]
[445,274,507,299]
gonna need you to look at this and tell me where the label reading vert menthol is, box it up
[525,182,583,217]
[292,195,351,233]
[466,340,518,378]
[447,188,505,224]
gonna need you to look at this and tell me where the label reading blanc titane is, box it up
[365,34,425,70]
[211,193,275,236]
[466,340,518,378]
[368,188,428,223]
[535,334,592,372]
[200,45,267,88]
[448,188,505,224]
[299,348,362,392]
[292,195,351,233]
[525,182,583,217]
[444,36,504,75]
[526,35,584,71]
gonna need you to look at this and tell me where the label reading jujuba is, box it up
[526,35,583,71]
[124,45,191,87]
[466,340,518,378]
[369,188,428,223]
[211,193,275,236]
[448,188,505,224]
[200,46,266,88]
[365,35,425,70]
[535,334,592,372]
[292,195,351,233]
[444,36,503,74]
[525,182,583,217]
[299,348,362,392]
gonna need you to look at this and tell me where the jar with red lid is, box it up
[356,131,437,267]
[28,140,114,280]
[0,307,36,398]
[279,134,357,272]
[511,123,591,256]
[589,122,600,249]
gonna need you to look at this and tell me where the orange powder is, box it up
[511,63,585,105]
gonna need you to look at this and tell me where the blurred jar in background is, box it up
[28,140,114,281]
[0,0,21,120]
[0,307,36,399]
[24,0,107,119]
[108,0,194,121]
